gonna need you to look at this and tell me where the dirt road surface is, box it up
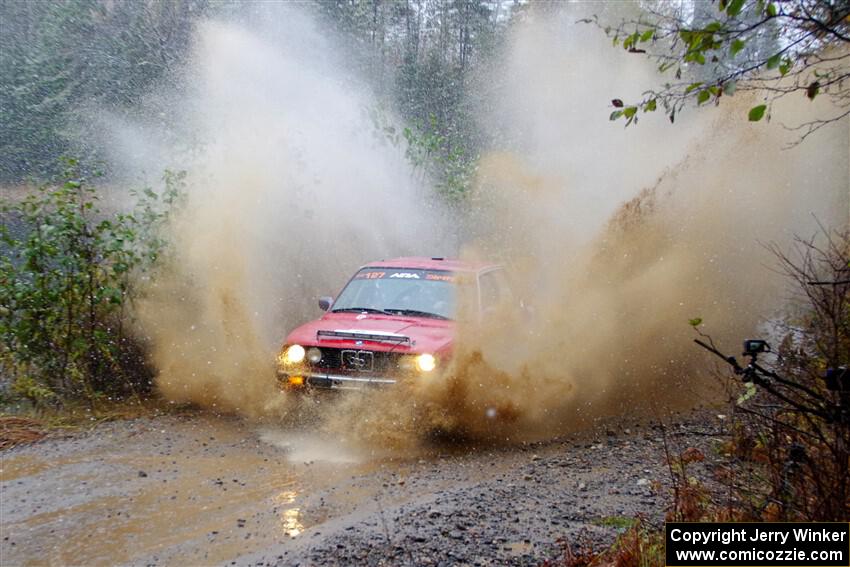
[0,410,722,566]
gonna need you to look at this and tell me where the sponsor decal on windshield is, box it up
[355,271,386,280]
[354,269,455,282]
[425,273,454,282]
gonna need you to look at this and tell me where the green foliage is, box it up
[0,0,212,182]
[10,375,57,407]
[592,515,638,529]
[725,0,747,18]
[552,515,665,566]
[748,104,767,121]
[597,0,850,135]
[321,0,513,202]
[736,381,757,404]
[729,38,747,56]
[402,117,477,201]
[0,160,184,406]
[1,0,509,203]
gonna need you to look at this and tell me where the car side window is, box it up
[492,269,514,302]
[479,271,502,310]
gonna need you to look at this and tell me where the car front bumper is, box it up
[277,371,397,391]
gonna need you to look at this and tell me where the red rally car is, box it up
[276,257,511,390]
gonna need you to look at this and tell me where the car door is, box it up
[477,268,512,321]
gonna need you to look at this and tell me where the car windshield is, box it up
[332,268,456,319]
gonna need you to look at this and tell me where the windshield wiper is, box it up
[331,307,393,315]
[385,308,450,320]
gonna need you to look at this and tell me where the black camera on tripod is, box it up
[743,339,770,356]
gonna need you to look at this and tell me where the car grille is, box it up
[312,348,405,374]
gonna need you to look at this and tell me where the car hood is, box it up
[284,312,454,354]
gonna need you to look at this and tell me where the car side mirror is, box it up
[318,296,334,311]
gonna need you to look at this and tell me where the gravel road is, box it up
[0,409,723,566]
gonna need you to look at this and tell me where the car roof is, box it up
[363,256,498,273]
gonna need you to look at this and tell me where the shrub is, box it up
[547,228,849,565]
[0,159,183,407]
[691,228,850,522]
[727,229,850,521]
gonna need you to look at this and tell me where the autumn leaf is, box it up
[807,81,820,100]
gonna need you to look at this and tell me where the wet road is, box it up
[1,414,380,565]
[0,411,720,566]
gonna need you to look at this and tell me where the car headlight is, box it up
[282,344,306,365]
[415,353,436,373]
[306,347,322,364]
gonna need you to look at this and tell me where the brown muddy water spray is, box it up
[100,8,452,417]
[405,6,849,441]
[319,5,848,445]
[100,4,847,444]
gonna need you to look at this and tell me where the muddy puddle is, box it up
[0,413,403,566]
[0,409,719,566]
[0,407,696,566]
